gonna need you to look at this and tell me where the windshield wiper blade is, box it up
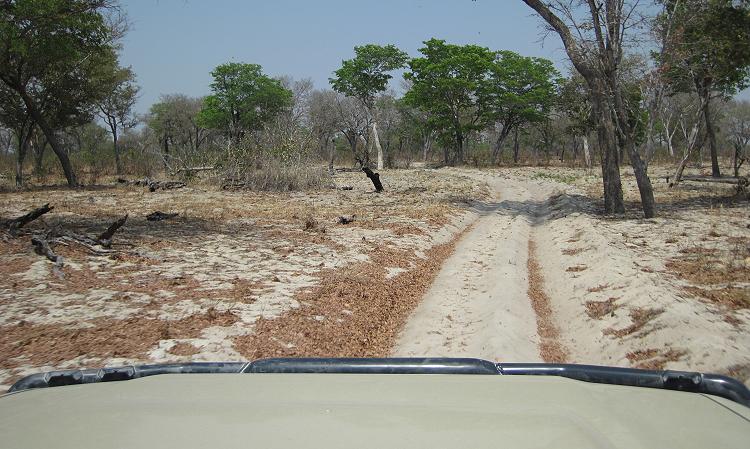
[7,358,750,408]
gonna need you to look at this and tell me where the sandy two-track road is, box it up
[394,169,750,383]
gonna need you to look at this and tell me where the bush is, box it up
[221,149,330,191]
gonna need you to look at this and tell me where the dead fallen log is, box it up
[31,235,62,265]
[668,175,748,187]
[362,167,383,192]
[173,166,216,174]
[337,215,356,225]
[221,179,246,190]
[7,204,54,232]
[96,214,128,248]
[147,211,179,221]
[148,180,186,192]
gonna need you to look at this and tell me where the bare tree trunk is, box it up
[372,122,384,170]
[671,121,703,186]
[513,128,520,164]
[327,137,335,175]
[582,135,591,167]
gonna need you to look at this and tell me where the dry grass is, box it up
[587,283,610,293]
[585,298,619,319]
[565,265,588,272]
[626,348,687,370]
[603,307,664,338]
[232,224,475,359]
[527,240,568,363]
[667,242,750,309]
[0,309,239,369]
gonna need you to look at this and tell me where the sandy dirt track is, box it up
[396,168,750,383]
[394,173,552,361]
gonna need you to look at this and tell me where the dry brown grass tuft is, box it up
[585,298,619,319]
[562,247,586,256]
[587,283,610,293]
[603,307,664,338]
[566,265,588,272]
[527,240,568,363]
[667,242,750,308]
[626,347,687,370]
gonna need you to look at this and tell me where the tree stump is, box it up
[362,167,383,192]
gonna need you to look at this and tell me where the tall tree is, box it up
[197,63,292,145]
[657,0,750,177]
[0,0,125,186]
[97,66,139,175]
[330,44,408,169]
[404,39,496,165]
[521,0,656,217]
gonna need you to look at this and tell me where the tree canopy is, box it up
[0,0,124,186]
[197,63,293,144]
[330,44,408,110]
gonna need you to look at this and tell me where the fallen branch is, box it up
[173,166,217,175]
[96,214,128,248]
[148,180,186,192]
[31,235,62,265]
[147,211,179,221]
[7,204,54,232]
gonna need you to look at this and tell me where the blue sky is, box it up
[119,0,749,114]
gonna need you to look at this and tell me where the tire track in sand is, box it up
[393,172,564,362]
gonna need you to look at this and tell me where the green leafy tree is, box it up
[404,39,496,165]
[197,63,292,145]
[486,51,560,163]
[97,66,140,175]
[330,44,408,169]
[658,0,750,177]
[0,0,124,186]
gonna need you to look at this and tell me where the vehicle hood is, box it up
[1,373,748,449]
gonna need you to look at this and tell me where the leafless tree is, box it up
[522,0,656,217]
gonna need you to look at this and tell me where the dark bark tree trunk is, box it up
[18,90,77,186]
[112,126,122,175]
[362,167,383,192]
[704,96,720,178]
[15,125,33,187]
[513,127,520,164]
[33,137,47,177]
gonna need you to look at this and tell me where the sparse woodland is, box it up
[1,1,750,389]
[0,1,748,217]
